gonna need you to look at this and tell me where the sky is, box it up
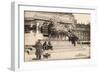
[73,13,90,24]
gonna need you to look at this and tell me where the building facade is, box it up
[73,24,90,42]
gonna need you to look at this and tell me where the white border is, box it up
[11,2,97,71]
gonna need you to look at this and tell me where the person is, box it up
[68,30,72,42]
[43,41,48,50]
[71,35,78,46]
[71,36,76,46]
[34,39,43,60]
[47,40,53,50]
[42,40,52,59]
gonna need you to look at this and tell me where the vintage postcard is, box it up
[24,11,90,61]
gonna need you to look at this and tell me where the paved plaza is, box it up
[25,41,90,62]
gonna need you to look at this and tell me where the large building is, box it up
[24,11,76,45]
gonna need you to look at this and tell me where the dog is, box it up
[43,53,51,59]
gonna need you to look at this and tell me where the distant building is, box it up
[73,23,90,41]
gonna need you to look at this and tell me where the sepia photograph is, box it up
[24,11,90,62]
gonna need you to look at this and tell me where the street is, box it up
[25,41,90,61]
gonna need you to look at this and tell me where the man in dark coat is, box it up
[71,35,78,46]
[35,40,43,60]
